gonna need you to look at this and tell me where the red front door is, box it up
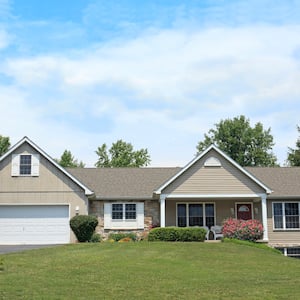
[236,204,252,220]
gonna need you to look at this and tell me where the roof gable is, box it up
[154,145,272,195]
[0,136,93,195]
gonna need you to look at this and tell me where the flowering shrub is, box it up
[222,218,264,242]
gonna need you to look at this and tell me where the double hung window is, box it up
[20,155,32,175]
[273,202,300,229]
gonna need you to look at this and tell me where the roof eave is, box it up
[95,196,154,201]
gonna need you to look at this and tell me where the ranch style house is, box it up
[1,136,300,257]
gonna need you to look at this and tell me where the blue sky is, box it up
[0,0,300,166]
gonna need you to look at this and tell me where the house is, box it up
[1,137,300,257]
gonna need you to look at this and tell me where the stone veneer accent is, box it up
[89,200,160,239]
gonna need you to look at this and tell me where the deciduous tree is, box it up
[286,125,300,166]
[95,140,151,167]
[196,115,277,166]
[56,150,85,168]
[0,135,10,157]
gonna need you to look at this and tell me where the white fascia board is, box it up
[154,144,272,195]
[211,146,273,194]
[163,193,266,199]
[1,136,94,196]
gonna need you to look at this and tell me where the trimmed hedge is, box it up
[70,215,98,242]
[148,227,207,242]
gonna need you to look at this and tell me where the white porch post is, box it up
[261,194,268,241]
[160,194,166,227]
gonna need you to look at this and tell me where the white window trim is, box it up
[104,202,144,230]
[176,202,215,227]
[272,202,300,231]
[11,153,40,177]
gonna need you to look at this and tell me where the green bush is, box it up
[70,215,98,242]
[148,227,207,242]
[0,257,4,272]
[109,232,137,242]
[89,233,102,243]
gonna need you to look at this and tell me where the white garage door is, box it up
[0,205,70,245]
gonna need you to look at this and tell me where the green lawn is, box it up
[1,242,300,299]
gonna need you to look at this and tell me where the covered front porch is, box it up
[159,193,268,241]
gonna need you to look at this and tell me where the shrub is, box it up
[0,257,4,272]
[222,218,264,242]
[70,215,98,242]
[89,233,102,243]
[177,227,207,242]
[109,232,137,242]
[148,227,207,242]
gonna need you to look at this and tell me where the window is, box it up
[112,204,123,220]
[177,203,215,228]
[273,202,300,230]
[276,247,300,258]
[125,204,136,220]
[105,202,144,230]
[20,155,32,175]
[112,203,136,220]
[11,154,40,176]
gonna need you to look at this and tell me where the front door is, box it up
[236,203,252,220]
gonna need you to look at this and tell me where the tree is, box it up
[286,125,300,166]
[196,115,277,167]
[56,150,85,168]
[0,135,10,157]
[95,140,151,167]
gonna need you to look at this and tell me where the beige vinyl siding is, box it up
[163,150,265,195]
[0,143,89,243]
[267,199,300,246]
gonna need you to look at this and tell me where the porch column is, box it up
[261,194,268,241]
[160,194,166,228]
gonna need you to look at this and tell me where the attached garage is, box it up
[0,205,70,245]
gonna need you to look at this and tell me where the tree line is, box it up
[1,116,300,167]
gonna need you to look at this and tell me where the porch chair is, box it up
[210,225,223,240]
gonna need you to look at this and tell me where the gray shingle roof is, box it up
[246,167,300,198]
[68,166,300,199]
[67,167,181,199]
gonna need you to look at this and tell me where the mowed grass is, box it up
[1,242,300,299]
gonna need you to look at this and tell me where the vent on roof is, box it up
[204,157,222,167]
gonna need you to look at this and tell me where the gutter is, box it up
[267,195,300,200]
[94,196,155,201]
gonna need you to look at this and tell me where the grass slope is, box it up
[1,242,300,299]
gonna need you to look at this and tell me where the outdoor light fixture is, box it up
[230,207,234,215]
[75,206,80,215]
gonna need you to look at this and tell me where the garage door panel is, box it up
[0,205,70,245]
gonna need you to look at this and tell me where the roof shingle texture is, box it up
[67,167,181,199]
[68,167,300,198]
[246,167,300,197]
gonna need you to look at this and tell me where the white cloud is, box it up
[2,23,300,165]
